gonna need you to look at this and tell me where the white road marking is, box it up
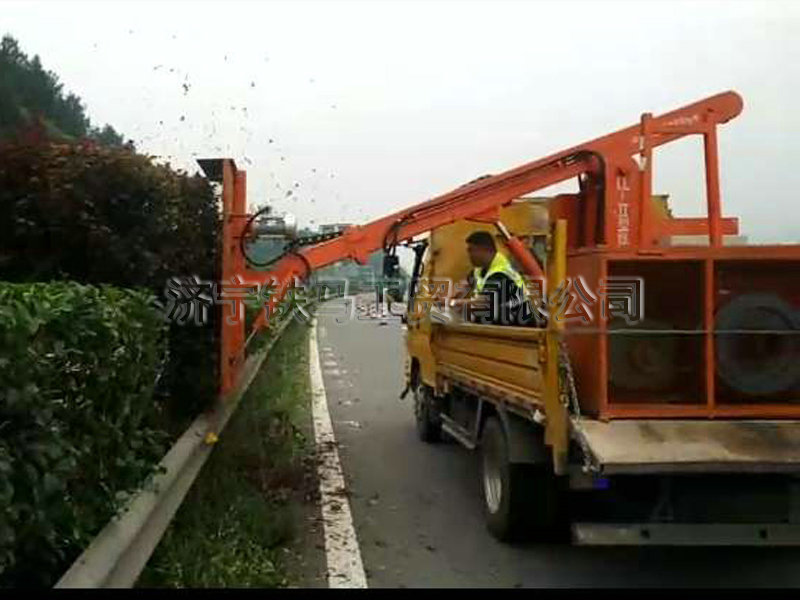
[309,318,368,589]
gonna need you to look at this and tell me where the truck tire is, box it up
[479,416,561,542]
[413,384,441,443]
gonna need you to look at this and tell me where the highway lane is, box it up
[315,302,800,588]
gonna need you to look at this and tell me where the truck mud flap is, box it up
[572,523,800,546]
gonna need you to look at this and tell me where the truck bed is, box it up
[431,320,546,411]
[573,418,800,474]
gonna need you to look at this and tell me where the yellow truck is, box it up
[232,91,800,547]
[404,199,568,542]
[402,197,800,545]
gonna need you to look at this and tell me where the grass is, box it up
[137,318,314,588]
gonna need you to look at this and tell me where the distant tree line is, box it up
[0,34,126,146]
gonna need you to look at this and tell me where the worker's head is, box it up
[466,231,496,268]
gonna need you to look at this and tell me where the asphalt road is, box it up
[315,301,800,588]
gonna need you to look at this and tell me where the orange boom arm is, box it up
[203,90,743,394]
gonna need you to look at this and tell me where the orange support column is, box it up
[704,258,716,414]
[638,113,654,248]
[219,160,248,396]
[704,122,723,248]
[231,169,248,384]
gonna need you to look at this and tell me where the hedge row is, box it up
[0,281,170,587]
[0,140,220,425]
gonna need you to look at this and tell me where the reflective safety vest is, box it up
[471,252,527,298]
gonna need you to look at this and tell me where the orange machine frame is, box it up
[202,90,800,419]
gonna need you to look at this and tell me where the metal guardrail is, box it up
[55,316,296,589]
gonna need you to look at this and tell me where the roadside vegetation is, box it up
[1,32,316,589]
[137,318,315,588]
[0,282,170,587]
[0,35,219,587]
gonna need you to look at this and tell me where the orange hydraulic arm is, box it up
[203,90,743,395]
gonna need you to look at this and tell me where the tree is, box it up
[0,34,126,146]
[90,123,125,146]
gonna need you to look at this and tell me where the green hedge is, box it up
[0,140,220,425]
[0,281,170,587]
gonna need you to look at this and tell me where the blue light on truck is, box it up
[594,477,611,490]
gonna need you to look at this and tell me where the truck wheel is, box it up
[413,384,441,443]
[480,416,561,542]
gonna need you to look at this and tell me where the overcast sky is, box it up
[5,0,800,242]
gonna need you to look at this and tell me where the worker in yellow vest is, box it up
[449,231,538,326]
